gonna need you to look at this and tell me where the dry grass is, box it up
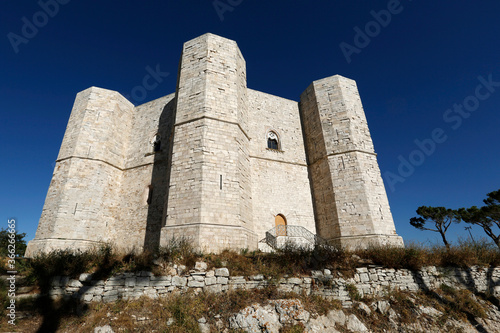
[355,239,500,270]
[9,238,498,296]
[281,324,306,333]
[346,287,487,333]
[297,293,342,316]
[0,287,341,332]
[387,289,420,323]
[437,284,487,320]
[346,284,362,302]
[27,244,119,281]
[202,243,355,279]
[1,287,494,333]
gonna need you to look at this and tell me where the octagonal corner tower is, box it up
[159,33,257,252]
[299,75,404,249]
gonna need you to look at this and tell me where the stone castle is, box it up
[25,33,403,256]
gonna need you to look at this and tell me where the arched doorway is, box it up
[275,214,287,236]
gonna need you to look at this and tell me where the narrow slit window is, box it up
[147,186,153,205]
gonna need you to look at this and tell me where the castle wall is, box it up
[247,90,316,240]
[162,120,204,226]
[306,159,340,241]
[111,94,176,251]
[51,159,122,241]
[124,93,176,169]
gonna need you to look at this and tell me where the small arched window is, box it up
[150,134,161,153]
[267,131,279,150]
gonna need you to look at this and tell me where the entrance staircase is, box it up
[259,225,327,252]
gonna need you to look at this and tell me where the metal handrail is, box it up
[264,225,327,249]
[265,231,277,249]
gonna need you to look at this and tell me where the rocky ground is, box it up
[226,295,500,333]
[3,288,500,332]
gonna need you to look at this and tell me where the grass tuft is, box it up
[346,283,362,301]
[356,239,499,270]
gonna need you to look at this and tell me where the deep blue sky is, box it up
[1,1,499,247]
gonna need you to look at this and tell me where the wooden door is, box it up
[275,214,287,236]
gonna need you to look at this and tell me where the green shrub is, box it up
[0,279,8,316]
[0,228,27,257]
[346,283,362,301]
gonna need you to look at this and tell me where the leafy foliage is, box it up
[0,227,27,257]
[457,189,500,249]
[410,206,460,248]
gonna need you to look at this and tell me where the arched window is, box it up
[267,131,279,150]
[150,134,161,152]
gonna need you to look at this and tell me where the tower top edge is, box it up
[76,86,134,107]
[184,33,239,48]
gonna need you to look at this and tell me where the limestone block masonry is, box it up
[25,33,403,256]
[46,265,500,305]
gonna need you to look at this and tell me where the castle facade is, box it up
[25,33,403,256]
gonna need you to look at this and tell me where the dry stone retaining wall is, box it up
[47,264,500,305]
